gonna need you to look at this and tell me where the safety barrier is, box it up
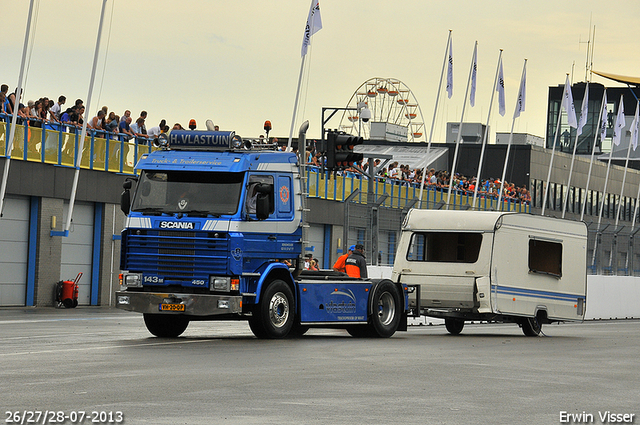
[0,116,152,175]
[305,166,530,212]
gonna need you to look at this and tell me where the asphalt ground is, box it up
[1,307,638,425]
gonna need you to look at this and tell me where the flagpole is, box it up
[497,59,527,209]
[418,30,451,208]
[597,95,625,230]
[497,119,516,210]
[591,141,614,268]
[631,102,640,232]
[287,56,306,150]
[542,74,575,216]
[287,0,321,151]
[580,91,606,222]
[64,0,107,234]
[446,41,477,209]
[562,82,589,218]
[0,0,35,218]
[472,50,502,208]
[615,101,637,228]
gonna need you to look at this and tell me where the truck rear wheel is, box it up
[143,313,189,338]
[521,317,542,336]
[370,281,402,338]
[249,280,294,339]
[445,318,465,335]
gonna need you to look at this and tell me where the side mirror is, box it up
[120,178,135,215]
[255,183,272,220]
[120,189,131,215]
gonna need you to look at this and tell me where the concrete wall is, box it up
[585,276,640,320]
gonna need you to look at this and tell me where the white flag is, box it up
[446,39,453,99]
[513,61,526,119]
[470,43,477,107]
[631,101,639,151]
[600,91,608,142]
[562,75,578,128]
[613,95,625,146]
[496,58,505,116]
[576,83,589,136]
[301,0,322,57]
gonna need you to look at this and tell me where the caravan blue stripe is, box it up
[495,285,585,303]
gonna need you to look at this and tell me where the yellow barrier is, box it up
[306,168,528,212]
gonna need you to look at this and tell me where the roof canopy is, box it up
[592,70,640,86]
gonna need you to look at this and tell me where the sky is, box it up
[2,0,640,143]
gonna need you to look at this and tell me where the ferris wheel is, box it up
[338,77,426,143]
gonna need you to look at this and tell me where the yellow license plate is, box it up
[159,303,185,312]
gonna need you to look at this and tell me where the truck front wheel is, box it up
[143,313,189,338]
[249,280,294,339]
[370,281,402,338]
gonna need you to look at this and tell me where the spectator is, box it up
[49,96,66,122]
[345,244,367,278]
[0,85,8,113]
[105,112,119,133]
[88,110,106,131]
[188,119,196,130]
[6,89,17,115]
[147,119,166,138]
[130,117,147,141]
[305,146,314,164]
[119,116,134,140]
[303,253,313,270]
[309,258,319,271]
[137,111,148,134]
[172,123,184,130]
[120,110,131,123]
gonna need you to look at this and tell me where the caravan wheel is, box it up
[445,318,465,335]
[521,317,542,337]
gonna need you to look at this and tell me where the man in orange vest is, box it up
[332,245,354,274]
[345,244,367,278]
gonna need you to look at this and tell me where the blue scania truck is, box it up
[115,127,409,338]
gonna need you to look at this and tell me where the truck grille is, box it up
[122,229,229,280]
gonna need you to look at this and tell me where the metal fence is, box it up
[587,223,640,276]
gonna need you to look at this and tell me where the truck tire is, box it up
[288,323,310,338]
[370,281,402,338]
[521,317,542,337]
[445,318,465,335]
[249,279,294,339]
[143,313,189,338]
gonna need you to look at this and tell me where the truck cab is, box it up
[116,130,408,339]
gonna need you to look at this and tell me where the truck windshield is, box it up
[131,170,244,215]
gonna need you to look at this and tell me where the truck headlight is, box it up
[210,277,230,291]
[124,273,142,288]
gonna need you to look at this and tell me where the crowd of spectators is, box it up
[304,142,531,205]
[0,83,184,146]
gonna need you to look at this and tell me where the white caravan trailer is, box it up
[392,210,587,336]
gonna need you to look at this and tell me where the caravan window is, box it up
[528,239,562,277]
[406,232,482,263]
